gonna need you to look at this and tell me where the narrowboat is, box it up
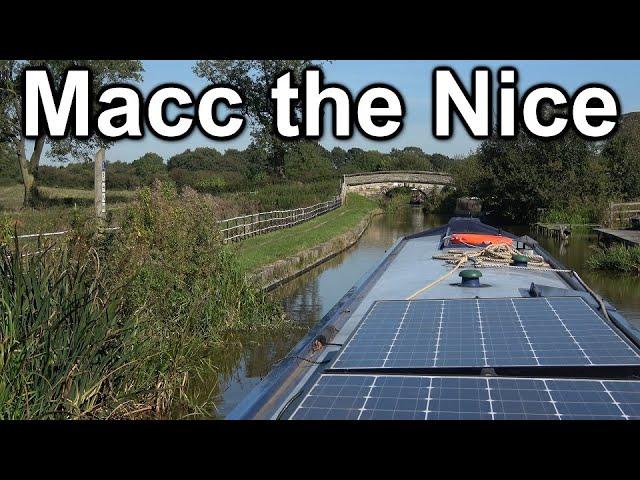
[228,218,640,420]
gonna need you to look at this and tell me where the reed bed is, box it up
[587,244,640,275]
[0,182,296,419]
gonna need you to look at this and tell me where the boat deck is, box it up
[228,219,640,420]
[333,234,569,345]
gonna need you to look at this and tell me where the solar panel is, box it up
[331,297,640,370]
[289,374,640,420]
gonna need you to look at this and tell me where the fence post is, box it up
[610,202,614,228]
[94,148,106,225]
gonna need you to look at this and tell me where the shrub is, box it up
[587,244,640,274]
[104,182,290,414]
[196,176,227,194]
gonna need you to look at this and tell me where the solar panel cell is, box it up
[331,297,640,370]
[289,375,640,420]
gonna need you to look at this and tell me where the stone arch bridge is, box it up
[340,171,453,200]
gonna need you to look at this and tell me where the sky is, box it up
[44,60,640,164]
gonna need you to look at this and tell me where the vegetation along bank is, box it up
[0,183,297,419]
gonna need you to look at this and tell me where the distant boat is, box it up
[229,218,640,420]
[455,196,482,216]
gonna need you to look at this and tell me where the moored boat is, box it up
[228,218,640,420]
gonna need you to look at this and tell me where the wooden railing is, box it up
[609,201,640,227]
[217,196,342,243]
[7,198,343,247]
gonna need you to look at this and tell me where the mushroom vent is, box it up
[512,254,529,267]
[459,269,482,287]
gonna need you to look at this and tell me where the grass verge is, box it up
[233,194,380,287]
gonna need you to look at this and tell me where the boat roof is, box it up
[228,218,640,420]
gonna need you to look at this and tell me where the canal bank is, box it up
[233,194,380,287]
[251,206,384,292]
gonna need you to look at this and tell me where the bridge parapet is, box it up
[343,170,453,186]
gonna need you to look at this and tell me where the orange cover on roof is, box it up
[450,233,513,247]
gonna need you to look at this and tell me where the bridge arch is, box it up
[341,171,453,200]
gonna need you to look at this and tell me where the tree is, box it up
[388,147,433,171]
[168,147,222,171]
[602,112,640,200]
[132,152,166,184]
[0,60,143,206]
[284,141,333,181]
[329,146,347,169]
[193,60,317,176]
[475,129,595,222]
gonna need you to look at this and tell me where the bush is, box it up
[221,178,341,213]
[0,147,21,186]
[196,176,227,194]
[587,244,640,274]
[422,186,457,214]
[540,205,603,225]
[0,182,296,418]
[104,182,290,414]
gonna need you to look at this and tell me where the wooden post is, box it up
[610,202,614,228]
[94,148,106,223]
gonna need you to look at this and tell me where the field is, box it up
[0,184,136,234]
[233,194,378,273]
[0,180,342,235]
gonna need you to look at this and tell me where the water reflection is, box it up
[528,229,640,327]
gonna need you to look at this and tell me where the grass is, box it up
[539,206,604,225]
[587,244,640,274]
[219,178,340,214]
[0,240,140,419]
[233,194,377,273]
[0,184,136,235]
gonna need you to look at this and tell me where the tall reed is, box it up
[0,240,141,419]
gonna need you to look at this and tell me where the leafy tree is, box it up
[602,112,640,200]
[450,154,485,197]
[340,148,388,173]
[132,152,166,184]
[193,60,317,176]
[0,60,143,206]
[168,147,223,171]
[388,147,433,171]
[284,141,334,181]
[473,128,598,222]
[430,153,456,172]
[0,142,20,185]
[329,146,348,169]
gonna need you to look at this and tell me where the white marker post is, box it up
[94,148,106,223]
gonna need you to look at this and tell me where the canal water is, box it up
[210,207,640,418]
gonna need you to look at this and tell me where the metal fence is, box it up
[218,196,342,243]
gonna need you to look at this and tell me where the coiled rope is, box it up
[406,242,551,300]
[432,243,549,268]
